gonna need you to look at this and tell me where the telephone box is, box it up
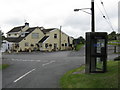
[85,32,107,73]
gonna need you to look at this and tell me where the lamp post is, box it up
[74,0,95,32]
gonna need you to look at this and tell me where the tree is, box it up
[73,36,85,46]
[0,30,6,48]
[108,31,117,41]
[78,36,85,44]
[0,30,2,48]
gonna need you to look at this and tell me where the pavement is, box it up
[1,46,119,88]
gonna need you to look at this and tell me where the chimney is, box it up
[25,22,29,26]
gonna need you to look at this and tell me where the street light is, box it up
[74,0,95,32]
[74,8,91,15]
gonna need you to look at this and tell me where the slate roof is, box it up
[38,36,49,43]
[42,28,56,34]
[7,27,36,43]
[7,26,25,33]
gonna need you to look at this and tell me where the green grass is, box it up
[60,61,119,88]
[108,43,120,45]
[0,64,9,70]
[75,44,84,51]
[108,40,120,45]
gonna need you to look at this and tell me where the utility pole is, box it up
[60,26,62,50]
[91,0,95,32]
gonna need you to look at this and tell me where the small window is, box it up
[15,43,19,48]
[49,44,52,47]
[21,33,25,37]
[65,43,67,46]
[32,33,39,39]
[54,34,57,38]
[25,42,29,46]
[54,43,57,49]
[15,34,17,36]
[8,34,11,36]
[62,44,64,46]
[45,43,48,48]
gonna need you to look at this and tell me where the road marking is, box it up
[14,68,36,83]
[11,59,41,62]
[42,60,55,66]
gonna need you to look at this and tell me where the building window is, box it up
[32,33,39,39]
[54,43,57,49]
[8,34,11,36]
[45,43,48,48]
[62,44,64,46]
[14,34,17,36]
[21,33,25,37]
[15,43,19,48]
[65,43,67,46]
[54,34,57,38]
[31,44,34,47]
[49,44,52,47]
[25,42,29,47]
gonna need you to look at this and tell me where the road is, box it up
[2,46,118,88]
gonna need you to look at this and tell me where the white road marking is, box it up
[11,59,41,62]
[14,68,36,83]
[42,60,55,66]
[13,60,55,82]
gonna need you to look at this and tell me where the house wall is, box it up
[19,28,45,51]
[69,37,74,46]
[41,29,73,51]
[61,32,69,50]
[41,29,60,51]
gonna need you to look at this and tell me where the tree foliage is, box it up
[73,36,85,46]
[108,31,117,41]
[0,30,5,48]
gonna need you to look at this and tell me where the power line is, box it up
[95,2,106,19]
[99,0,114,31]
[95,2,114,31]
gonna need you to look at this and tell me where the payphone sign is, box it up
[96,39,105,54]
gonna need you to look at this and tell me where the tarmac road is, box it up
[2,45,118,88]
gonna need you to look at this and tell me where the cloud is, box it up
[63,13,90,31]
[4,17,24,26]
[0,0,118,38]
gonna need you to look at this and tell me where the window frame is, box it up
[25,42,29,47]
[54,34,57,39]
[45,43,48,48]
[32,33,39,39]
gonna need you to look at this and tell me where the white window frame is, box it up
[32,33,39,39]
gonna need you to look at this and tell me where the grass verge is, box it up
[75,44,84,51]
[60,61,119,88]
[0,64,9,70]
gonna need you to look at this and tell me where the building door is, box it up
[54,43,57,50]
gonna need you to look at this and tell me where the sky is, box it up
[0,0,119,38]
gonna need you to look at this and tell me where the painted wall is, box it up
[19,28,45,51]
[41,29,60,51]
[41,29,74,51]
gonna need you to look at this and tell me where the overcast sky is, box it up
[0,0,119,38]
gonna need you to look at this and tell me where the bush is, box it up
[114,56,120,61]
